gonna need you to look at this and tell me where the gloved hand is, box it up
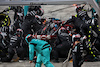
[77,10,86,17]
[28,10,36,16]
[29,61,33,63]
[25,10,36,19]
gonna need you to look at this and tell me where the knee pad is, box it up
[7,48,15,61]
[16,48,24,54]
[16,48,24,57]
[8,48,15,55]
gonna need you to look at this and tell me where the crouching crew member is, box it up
[25,34,54,67]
